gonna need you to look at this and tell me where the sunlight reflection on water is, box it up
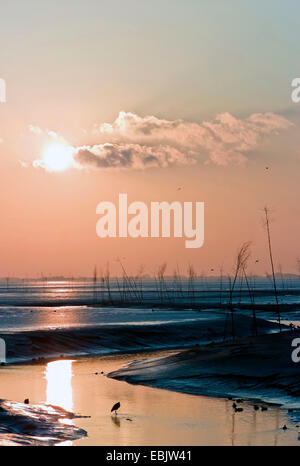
[45,359,75,446]
[45,360,74,412]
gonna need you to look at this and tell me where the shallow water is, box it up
[1,278,300,312]
[0,305,217,333]
[0,354,299,446]
[0,279,299,445]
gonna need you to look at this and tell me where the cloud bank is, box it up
[33,111,292,171]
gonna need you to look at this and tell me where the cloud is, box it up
[29,125,65,143]
[32,111,292,171]
[74,143,194,170]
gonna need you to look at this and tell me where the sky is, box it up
[1,0,300,277]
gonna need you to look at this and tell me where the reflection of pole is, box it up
[231,411,235,446]
[250,410,258,446]
[274,409,280,446]
[264,207,281,332]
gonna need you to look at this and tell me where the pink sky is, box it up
[1,1,300,277]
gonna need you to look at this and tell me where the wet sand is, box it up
[109,331,300,404]
[0,352,299,446]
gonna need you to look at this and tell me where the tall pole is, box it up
[264,207,281,333]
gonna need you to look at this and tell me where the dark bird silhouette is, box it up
[111,401,121,415]
[253,405,259,411]
[282,425,287,430]
[24,398,29,404]
[235,407,243,412]
[261,406,268,411]
[232,402,237,409]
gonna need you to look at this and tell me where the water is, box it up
[0,277,300,309]
[0,278,299,333]
[0,356,299,446]
[0,279,299,445]
[0,278,299,364]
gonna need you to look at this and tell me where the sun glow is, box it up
[43,144,74,172]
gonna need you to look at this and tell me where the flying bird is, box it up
[111,401,121,415]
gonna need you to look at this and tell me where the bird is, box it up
[111,401,121,415]
[24,398,29,404]
[282,425,288,430]
[253,405,260,411]
[232,402,237,409]
[235,407,243,412]
[261,406,268,411]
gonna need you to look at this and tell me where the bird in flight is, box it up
[111,401,121,415]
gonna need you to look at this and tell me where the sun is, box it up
[43,144,74,172]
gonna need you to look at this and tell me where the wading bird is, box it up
[111,401,121,415]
